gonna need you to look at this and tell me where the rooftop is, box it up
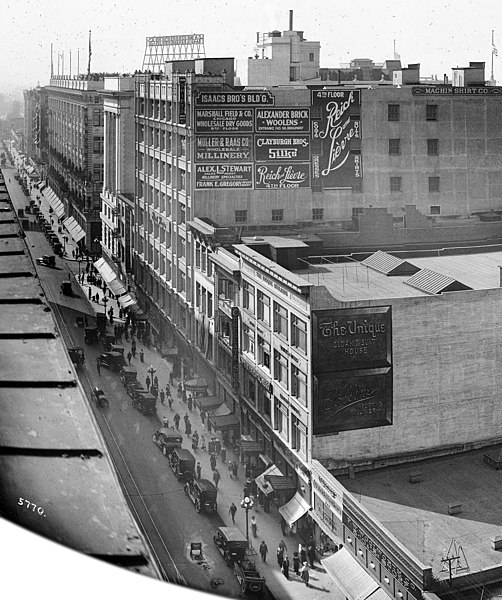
[339,444,502,578]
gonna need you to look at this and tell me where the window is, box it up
[292,417,307,456]
[430,205,441,215]
[195,242,201,268]
[257,336,271,371]
[273,350,288,388]
[273,302,288,339]
[291,365,307,404]
[388,139,401,156]
[243,281,255,314]
[242,324,255,357]
[426,104,438,121]
[195,282,201,308]
[390,176,402,193]
[312,208,324,221]
[272,209,284,222]
[429,176,440,193]
[291,315,307,353]
[274,398,289,441]
[427,139,439,156]
[207,292,213,318]
[388,104,400,121]
[309,52,315,62]
[235,209,247,223]
[257,291,270,325]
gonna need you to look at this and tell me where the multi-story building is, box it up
[22,87,48,178]
[46,75,105,253]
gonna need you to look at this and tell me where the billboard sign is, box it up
[412,86,502,95]
[195,109,254,133]
[311,89,361,189]
[254,163,310,189]
[195,91,274,105]
[195,135,253,162]
[255,108,310,132]
[195,164,253,189]
[314,368,393,434]
[255,135,310,162]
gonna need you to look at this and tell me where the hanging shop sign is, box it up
[231,307,240,393]
[254,162,310,189]
[255,108,310,132]
[255,135,310,162]
[195,135,253,162]
[195,109,254,133]
[195,91,274,105]
[195,164,253,189]
[311,89,362,189]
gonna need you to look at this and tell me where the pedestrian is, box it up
[300,544,307,565]
[277,546,284,569]
[72,249,75,258]
[200,409,206,425]
[280,516,287,536]
[228,460,234,478]
[96,293,100,304]
[210,453,217,471]
[251,515,258,538]
[229,502,237,524]
[259,541,268,563]
[88,286,91,299]
[96,358,101,376]
[139,348,144,363]
[154,375,158,388]
[213,468,221,489]
[293,552,300,575]
[131,345,136,358]
[307,542,316,568]
[145,375,151,391]
[187,395,193,411]
[174,413,180,429]
[169,371,174,385]
[232,461,238,478]
[168,395,173,409]
[177,383,182,398]
[184,413,189,426]
[196,461,201,480]
[220,447,227,463]
[162,416,169,428]
[185,420,192,436]
[127,350,132,365]
[192,432,198,451]
[200,435,206,451]
[160,389,165,404]
[282,555,290,579]
[300,563,310,587]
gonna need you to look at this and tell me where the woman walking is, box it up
[300,562,310,587]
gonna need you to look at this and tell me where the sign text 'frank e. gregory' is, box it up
[311,89,362,189]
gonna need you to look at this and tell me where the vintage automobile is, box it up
[127,381,148,400]
[184,478,217,514]
[35,255,56,268]
[120,366,138,387]
[101,334,116,352]
[169,447,196,482]
[110,344,125,356]
[91,387,108,408]
[132,391,156,415]
[60,281,72,296]
[68,347,85,369]
[98,351,126,372]
[152,427,183,456]
[84,327,99,344]
[213,527,266,594]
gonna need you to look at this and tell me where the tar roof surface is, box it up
[339,445,502,577]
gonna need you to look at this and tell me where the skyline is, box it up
[2,0,501,95]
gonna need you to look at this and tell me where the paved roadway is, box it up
[4,167,244,599]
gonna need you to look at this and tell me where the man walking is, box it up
[259,541,268,563]
[174,412,180,430]
[212,467,221,489]
[196,462,202,480]
[145,375,151,391]
[251,515,258,538]
[229,502,237,524]
[139,348,144,363]
[96,357,101,376]
[127,350,132,365]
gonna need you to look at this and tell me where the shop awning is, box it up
[118,293,139,310]
[195,396,223,412]
[278,491,311,527]
[240,439,264,455]
[63,216,85,242]
[45,188,65,219]
[267,475,296,493]
[207,413,240,432]
[322,548,382,600]
[94,258,127,296]
[185,377,209,393]
[255,464,283,495]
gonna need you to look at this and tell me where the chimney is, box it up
[289,9,293,31]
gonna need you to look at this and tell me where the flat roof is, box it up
[339,445,502,577]
[297,251,502,302]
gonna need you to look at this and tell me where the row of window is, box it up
[388,138,439,156]
[235,208,325,224]
[390,176,440,193]
[388,103,438,121]
[274,398,308,455]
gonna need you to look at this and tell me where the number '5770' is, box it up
[18,498,46,516]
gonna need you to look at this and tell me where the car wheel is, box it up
[195,500,201,513]
[184,484,189,495]
[162,445,168,456]
[152,434,157,443]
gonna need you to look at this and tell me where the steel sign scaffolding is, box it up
[142,34,206,71]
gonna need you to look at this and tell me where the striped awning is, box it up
[63,217,85,243]
[45,187,65,218]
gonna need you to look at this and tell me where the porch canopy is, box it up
[278,491,311,527]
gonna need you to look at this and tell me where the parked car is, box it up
[184,478,217,514]
[120,366,137,386]
[91,387,108,408]
[152,427,183,456]
[84,327,99,344]
[36,255,56,267]
[68,347,85,369]
[98,351,126,372]
[169,448,196,482]
[132,392,156,415]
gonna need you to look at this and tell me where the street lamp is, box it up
[147,365,156,390]
[103,295,108,318]
[240,495,254,541]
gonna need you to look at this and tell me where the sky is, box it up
[1,0,501,96]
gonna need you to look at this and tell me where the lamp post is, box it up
[240,495,254,541]
[77,256,82,281]
[147,365,156,390]
[103,295,108,319]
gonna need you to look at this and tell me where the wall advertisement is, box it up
[312,307,392,434]
[255,108,310,132]
[412,86,502,95]
[311,89,362,189]
[195,135,253,161]
[254,162,310,189]
[255,135,310,162]
[195,164,253,189]
[195,109,254,133]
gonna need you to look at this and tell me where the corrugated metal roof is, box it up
[362,250,420,276]
[405,268,472,294]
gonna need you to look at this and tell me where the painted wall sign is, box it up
[195,109,254,133]
[195,91,274,105]
[311,89,362,189]
[231,307,240,393]
[255,108,310,132]
[195,135,253,161]
[255,135,310,162]
[314,368,392,433]
[195,163,253,189]
[254,162,310,189]
[178,77,186,125]
[412,86,502,95]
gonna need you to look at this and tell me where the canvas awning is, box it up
[207,413,240,432]
[278,491,310,527]
[118,293,139,311]
[46,188,65,219]
[195,396,223,412]
[240,439,264,455]
[94,258,127,297]
[255,464,283,495]
[267,475,296,494]
[322,548,387,600]
[63,216,85,242]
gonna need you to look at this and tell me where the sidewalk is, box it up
[70,274,341,600]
